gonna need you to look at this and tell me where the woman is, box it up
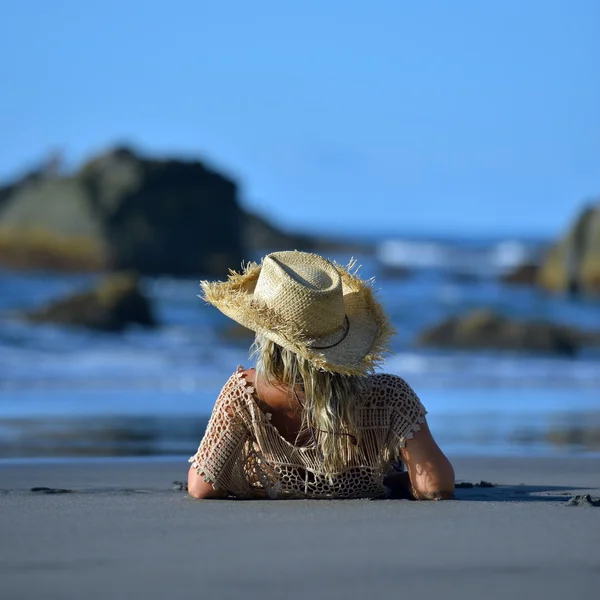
[188,251,454,500]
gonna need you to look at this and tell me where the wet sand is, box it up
[1,456,599,600]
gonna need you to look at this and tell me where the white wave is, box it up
[377,239,447,269]
[490,240,532,271]
[377,238,539,275]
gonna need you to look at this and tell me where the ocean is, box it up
[1,234,599,460]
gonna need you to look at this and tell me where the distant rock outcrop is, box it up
[0,147,244,276]
[24,272,156,332]
[538,202,600,296]
[501,263,540,286]
[416,308,599,356]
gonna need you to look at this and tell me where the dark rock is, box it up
[24,272,156,332]
[538,202,600,296]
[0,146,244,276]
[30,487,72,494]
[566,494,600,507]
[455,481,495,489]
[501,263,539,286]
[173,481,188,492]
[416,308,600,355]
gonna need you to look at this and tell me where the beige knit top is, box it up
[189,366,427,499]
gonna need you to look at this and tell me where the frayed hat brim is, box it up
[200,259,394,376]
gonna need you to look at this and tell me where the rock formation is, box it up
[416,308,599,356]
[24,272,156,332]
[0,147,243,276]
[537,202,600,296]
[501,263,539,286]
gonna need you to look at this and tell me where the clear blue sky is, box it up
[2,0,599,238]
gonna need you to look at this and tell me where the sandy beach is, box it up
[0,455,599,599]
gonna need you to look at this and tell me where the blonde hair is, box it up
[251,334,365,475]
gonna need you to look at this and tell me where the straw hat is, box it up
[200,250,394,375]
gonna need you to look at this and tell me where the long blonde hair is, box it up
[251,334,366,475]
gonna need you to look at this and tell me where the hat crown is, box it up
[200,249,392,374]
[254,251,346,339]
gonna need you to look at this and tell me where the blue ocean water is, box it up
[1,234,599,459]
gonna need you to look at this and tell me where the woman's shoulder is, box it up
[213,366,255,404]
[366,372,419,392]
[207,366,267,427]
[362,372,423,409]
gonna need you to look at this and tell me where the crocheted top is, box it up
[189,366,427,499]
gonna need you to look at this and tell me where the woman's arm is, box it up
[187,369,251,500]
[399,419,455,500]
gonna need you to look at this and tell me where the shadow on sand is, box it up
[452,482,598,503]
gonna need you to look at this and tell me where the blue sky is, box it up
[1,1,599,238]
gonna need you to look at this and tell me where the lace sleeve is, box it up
[386,375,428,451]
[188,372,251,495]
